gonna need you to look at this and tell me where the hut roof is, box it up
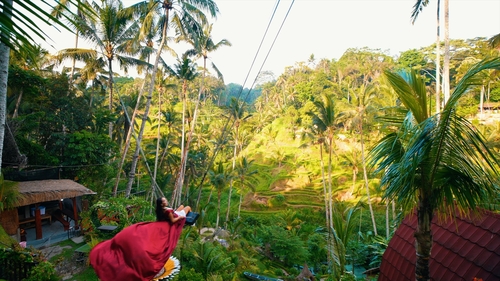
[14,179,96,207]
[378,209,500,281]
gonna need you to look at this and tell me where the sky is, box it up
[38,0,500,86]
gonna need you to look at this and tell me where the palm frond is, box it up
[488,33,500,49]
[1,0,94,52]
[410,0,430,24]
[383,70,428,123]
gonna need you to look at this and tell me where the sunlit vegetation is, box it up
[1,0,499,280]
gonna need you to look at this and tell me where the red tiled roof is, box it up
[378,209,500,281]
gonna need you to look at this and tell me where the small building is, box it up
[0,179,96,240]
[378,209,500,281]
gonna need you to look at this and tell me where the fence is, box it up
[0,249,38,281]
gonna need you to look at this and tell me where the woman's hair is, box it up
[155,198,166,221]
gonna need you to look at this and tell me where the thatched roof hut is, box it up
[0,179,96,236]
[14,179,96,207]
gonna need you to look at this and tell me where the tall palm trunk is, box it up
[69,31,79,84]
[360,117,377,235]
[216,190,221,229]
[435,0,441,113]
[172,80,188,205]
[320,140,333,269]
[125,7,169,197]
[152,90,162,191]
[173,60,205,207]
[113,74,148,196]
[107,56,114,139]
[225,137,237,227]
[442,0,450,103]
[0,0,13,171]
[415,195,433,281]
[327,135,333,232]
[319,141,329,229]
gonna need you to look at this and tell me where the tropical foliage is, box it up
[1,0,499,280]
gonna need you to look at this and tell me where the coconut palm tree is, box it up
[369,58,500,281]
[351,84,378,235]
[55,0,149,139]
[182,23,231,82]
[329,203,360,279]
[169,22,230,208]
[0,0,13,172]
[310,93,337,231]
[0,0,83,51]
[51,0,91,84]
[124,0,218,199]
[233,156,258,218]
[224,97,251,225]
[208,161,232,229]
[160,52,199,205]
[411,0,450,110]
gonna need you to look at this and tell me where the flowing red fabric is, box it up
[89,211,185,281]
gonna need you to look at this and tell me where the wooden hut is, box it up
[0,179,96,240]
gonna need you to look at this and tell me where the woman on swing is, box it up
[156,197,191,223]
[90,197,191,281]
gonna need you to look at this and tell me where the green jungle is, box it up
[0,1,499,281]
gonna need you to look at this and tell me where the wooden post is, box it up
[72,197,79,230]
[34,206,42,239]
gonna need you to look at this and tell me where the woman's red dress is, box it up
[89,209,185,281]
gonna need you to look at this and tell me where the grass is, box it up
[46,238,98,281]
[71,267,99,281]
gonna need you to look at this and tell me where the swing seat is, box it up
[185,212,199,226]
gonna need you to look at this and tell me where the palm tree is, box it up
[0,0,83,51]
[208,161,231,229]
[56,0,148,139]
[233,156,258,218]
[351,84,378,235]
[329,203,360,279]
[224,97,251,226]
[111,9,172,196]
[170,22,230,207]
[51,0,91,84]
[162,52,199,205]
[369,58,500,281]
[311,93,337,231]
[124,0,218,199]
[182,23,231,83]
[0,0,14,169]
[411,0,450,110]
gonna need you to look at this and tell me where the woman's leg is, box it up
[176,205,191,214]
